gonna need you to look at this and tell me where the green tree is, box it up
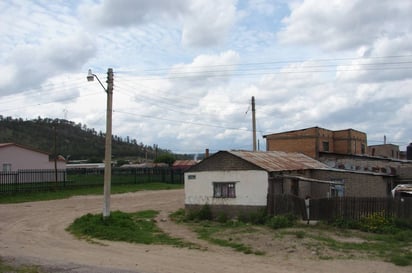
[154,153,176,166]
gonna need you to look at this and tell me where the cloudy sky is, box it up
[1,0,411,154]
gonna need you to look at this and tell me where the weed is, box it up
[266,215,295,229]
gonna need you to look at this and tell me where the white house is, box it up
[184,150,330,217]
[0,143,66,171]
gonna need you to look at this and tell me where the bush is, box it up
[216,212,228,223]
[185,205,213,221]
[266,215,295,229]
[237,209,268,224]
[331,217,360,229]
[359,213,396,234]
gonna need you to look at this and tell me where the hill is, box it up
[0,115,173,161]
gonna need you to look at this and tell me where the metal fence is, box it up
[0,167,184,194]
[0,169,68,193]
[269,194,412,220]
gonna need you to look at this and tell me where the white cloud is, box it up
[277,0,412,51]
[81,0,238,48]
[181,0,237,47]
[0,33,97,95]
[1,1,412,154]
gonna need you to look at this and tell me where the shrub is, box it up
[332,217,360,229]
[359,213,396,234]
[266,215,295,229]
[237,209,268,225]
[185,204,213,221]
[216,212,228,223]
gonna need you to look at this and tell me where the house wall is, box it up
[0,145,65,171]
[185,170,268,217]
[311,169,393,198]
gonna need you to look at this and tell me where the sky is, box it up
[1,0,412,154]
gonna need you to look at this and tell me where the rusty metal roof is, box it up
[228,150,329,172]
[173,160,198,167]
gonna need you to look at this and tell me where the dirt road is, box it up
[0,189,410,273]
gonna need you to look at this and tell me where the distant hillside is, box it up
[0,115,174,161]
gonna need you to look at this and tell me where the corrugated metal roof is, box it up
[173,160,198,167]
[228,150,329,172]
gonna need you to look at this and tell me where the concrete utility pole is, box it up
[103,68,114,218]
[87,68,114,218]
[252,96,257,152]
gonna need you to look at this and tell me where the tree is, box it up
[154,153,176,166]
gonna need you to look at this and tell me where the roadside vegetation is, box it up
[171,205,412,266]
[0,182,182,204]
[67,210,198,249]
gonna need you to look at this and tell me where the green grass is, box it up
[0,182,182,204]
[171,209,265,255]
[281,224,412,266]
[194,221,263,255]
[67,210,197,248]
[172,209,412,265]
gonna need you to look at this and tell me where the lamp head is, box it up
[87,69,94,82]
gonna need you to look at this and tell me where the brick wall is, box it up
[333,129,367,155]
[368,144,400,159]
[265,127,367,159]
[311,169,393,198]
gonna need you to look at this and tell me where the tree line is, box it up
[0,115,180,161]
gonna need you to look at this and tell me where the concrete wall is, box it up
[185,170,268,207]
[0,145,65,171]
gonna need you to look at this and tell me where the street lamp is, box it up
[87,68,114,218]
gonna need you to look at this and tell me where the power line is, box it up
[118,54,412,74]
[114,109,252,133]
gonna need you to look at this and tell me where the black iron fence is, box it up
[0,167,184,194]
[269,194,412,220]
[0,169,68,193]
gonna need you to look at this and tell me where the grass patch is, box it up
[171,210,265,255]
[194,221,264,255]
[286,224,412,266]
[0,183,182,204]
[173,209,412,265]
[66,210,195,248]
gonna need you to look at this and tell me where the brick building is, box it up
[263,127,367,159]
[368,143,400,159]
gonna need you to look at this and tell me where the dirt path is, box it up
[0,189,410,273]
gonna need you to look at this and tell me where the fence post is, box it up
[305,196,310,224]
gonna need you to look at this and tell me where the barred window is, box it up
[213,182,236,198]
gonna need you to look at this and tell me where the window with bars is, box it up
[213,182,236,198]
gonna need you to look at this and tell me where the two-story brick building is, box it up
[263,127,367,159]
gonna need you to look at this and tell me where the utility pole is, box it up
[252,96,257,151]
[87,68,114,219]
[103,68,114,218]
